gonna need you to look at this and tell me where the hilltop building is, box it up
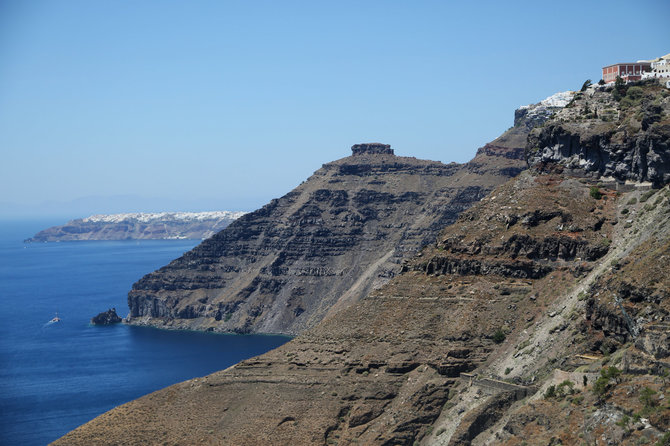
[602,52,670,84]
[602,62,651,83]
[642,53,670,80]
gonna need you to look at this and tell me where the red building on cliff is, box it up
[602,62,651,83]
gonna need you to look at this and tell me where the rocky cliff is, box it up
[55,84,670,446]
[526,80,670,186]
[125,130,536,335]
[26,211,246,242]
[57,169,670,446]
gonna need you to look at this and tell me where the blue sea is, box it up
[0,220,289,446]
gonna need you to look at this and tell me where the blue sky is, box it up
[0,0,668,218]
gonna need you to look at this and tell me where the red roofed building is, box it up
[602,62,651,83]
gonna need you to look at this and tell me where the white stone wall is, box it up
[643,58,670,79]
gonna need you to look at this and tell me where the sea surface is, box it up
[0,220,289,445]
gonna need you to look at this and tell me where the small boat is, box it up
[49,313,61,323]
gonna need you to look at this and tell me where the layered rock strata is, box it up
[55,169,624,446]
[56,84,670,445]
[526,80,670,186]
[126,132,532,335]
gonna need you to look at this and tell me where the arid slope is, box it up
[55,167,626,446]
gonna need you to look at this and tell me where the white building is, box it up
[641,53,670,80]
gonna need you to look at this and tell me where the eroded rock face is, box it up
[56,89,670,446]
[351,142,393,155]
[526,81,670,186]
[514,91,576,131]
[126,136,530,335]
[55,170,625,446]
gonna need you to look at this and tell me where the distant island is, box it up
[25,211,247,242]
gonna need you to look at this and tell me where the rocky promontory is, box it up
[25,211,246,242]
[124,97,569,337]
[125,134,533,335]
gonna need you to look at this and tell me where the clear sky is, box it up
[0,0,668,218]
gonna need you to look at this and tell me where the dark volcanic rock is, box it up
[126,133,531,335]
[55,168,627,446]
[526,81,670,186]
[351,143,394,156]
[55,91,670,446]
[91,308,122,325]
[125,100,569,336]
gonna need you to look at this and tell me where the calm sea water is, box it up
[0,220,289,446]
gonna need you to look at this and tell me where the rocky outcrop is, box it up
[90,308,122,325]
[126,132,532,335]
[526,81,670,186]
[351,142,394,155]
[26,211,246,242]
[514,91,575,131]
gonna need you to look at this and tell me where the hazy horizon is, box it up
[1,0,668,219]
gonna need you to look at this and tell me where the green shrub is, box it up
[626,86,644,101]
[592,376,609,396]
[557,380,576,397]
[621,208,629,215]
[581,79,592,92]
[603,366,621,383]
[655,431,670,446]
[492,328,506,344]
[627,197,638,205]
[615,414,630,428]
[544,385,557,399]
[639,386,657,409]
[590,186,602,199]
[614,76,627,100]
[620,96,635,109]
[640,189,657,202]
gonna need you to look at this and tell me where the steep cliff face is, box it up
[56,168,632,446]
[126,134,531,335]
[55,85,670,446]
[526,80,670,186]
